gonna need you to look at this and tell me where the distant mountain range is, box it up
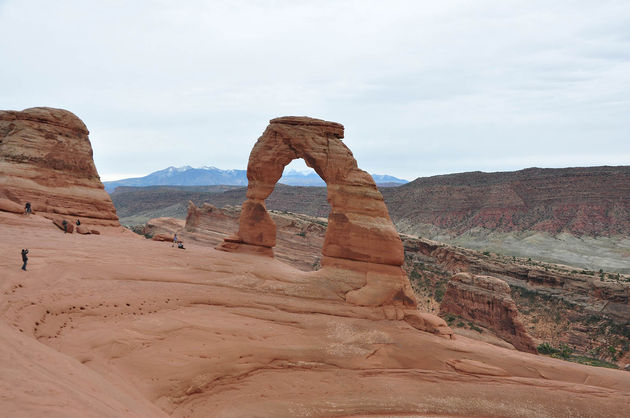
[103,166,408,192]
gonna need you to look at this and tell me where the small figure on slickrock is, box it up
[24,202,31,216]
[217,117,449,338]
[21,249,28,271]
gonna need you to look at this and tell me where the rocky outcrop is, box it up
[185,202,326,271]
[440,273,537,353]
[0,107,119,226]
[218,116,418,310]
[402,234,630,362]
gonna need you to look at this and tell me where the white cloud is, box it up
[1,0,629,180]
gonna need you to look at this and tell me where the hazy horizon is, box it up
[2,1,629,181]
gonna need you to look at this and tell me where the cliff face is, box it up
[0,107,119,225]
[440,273,538,353]
[402,235,630,364]
[383,166,630,236]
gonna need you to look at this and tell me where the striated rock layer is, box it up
[218,116,417,309]
[0,107,119,226]
[440,272,538,353]
[383,166,630,236]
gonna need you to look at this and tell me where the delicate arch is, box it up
[218,116,417,308]
[235,116,403,266]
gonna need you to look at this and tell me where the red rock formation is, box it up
[383,166,630,236]
[440,273,538,353]
[0,107,119,226]
[185,201,326,271]
[217,116,417,311]
[2,211,630,416]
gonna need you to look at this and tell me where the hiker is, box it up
[177,242,185,250]
[24,202,32,215]
[172,233,178,247]
[21,249,28,271]
[76,219,81,226]
[62,219,68,233]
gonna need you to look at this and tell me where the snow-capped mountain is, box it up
[103,166,408,192]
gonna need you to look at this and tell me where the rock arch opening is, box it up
[218,116,417,308]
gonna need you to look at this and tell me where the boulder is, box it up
[152,233,178,243]
[76,225,91,235]
[52,219,74,233]
[0,198,24,214]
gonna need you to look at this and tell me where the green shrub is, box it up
[434,287,445,302]
[537,342,559,355]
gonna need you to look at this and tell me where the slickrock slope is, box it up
[0,107,119,226]
[2,210,630,417]
[137,204,629,362]
[383,166,630,236]
[440,273,538,353]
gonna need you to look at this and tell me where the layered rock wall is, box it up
[0,107,119,226]
[440,273,538,353]
[383,166,630,236]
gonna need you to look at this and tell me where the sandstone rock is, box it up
[218,116,414,307]
[0,107,119,226]
[184,202,325,271]
[440,272,537,353]
[404,311,454,339]
[152,233,175,242]
[52,218,74,233]
[2,201,630,417]
[75,225,91,235]
[0,197,24,214]
[144,217,185,238]
[90,229,100,235]
[382,166,630,236]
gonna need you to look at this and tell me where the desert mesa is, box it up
[1,107,629,417]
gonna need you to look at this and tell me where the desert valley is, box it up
[1,107,629,417]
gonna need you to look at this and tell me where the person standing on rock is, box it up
[21,249,28,271]
[62,219,68,233]
[76,219,81,226]
[172,233,178,247]
[24,202,31,216]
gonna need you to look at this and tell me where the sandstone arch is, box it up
[218,116,417,308]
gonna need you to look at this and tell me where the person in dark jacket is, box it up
[24,202,32,215]
[76,219,81,226]
[21,249,28,271]
[62,219,68,233]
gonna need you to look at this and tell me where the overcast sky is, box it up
[1,0,629,181]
